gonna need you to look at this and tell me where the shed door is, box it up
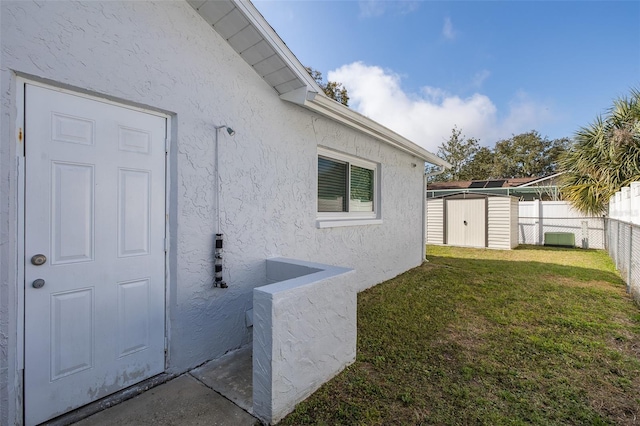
[24,85,166,425]
[446,199,486,247]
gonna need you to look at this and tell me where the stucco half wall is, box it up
[1,1,428,424]
[253,258,355,424]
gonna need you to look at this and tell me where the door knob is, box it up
[31,254,47,266]
[32,279,45,289]
[464,220,468,225]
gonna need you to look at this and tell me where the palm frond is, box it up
[559,87,640,215]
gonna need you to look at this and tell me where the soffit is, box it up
[187,0,450,167]
[188,0,310,95]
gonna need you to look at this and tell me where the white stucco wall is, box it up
[253,258,355,424]
[1,1,426,423]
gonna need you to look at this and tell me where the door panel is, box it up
[446,200,467,246]
[50,288,94,380]
[24,84,166,425]
[465,200,486,247]
[117,278,151,357]
[51,162,95,264]
[446,199,486,247]
[118,169,151,256]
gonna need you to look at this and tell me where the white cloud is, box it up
[501,91,554,136]
[327,62,554,154]
[358,0,420,18]
[442,17,456,40]
[471,69,491,89]
[358,0,386,18]
[397,1,420,15]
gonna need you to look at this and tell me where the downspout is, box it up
[424,165,447,179]
[422,165,447,260]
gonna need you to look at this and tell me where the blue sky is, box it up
[253,0,640,153]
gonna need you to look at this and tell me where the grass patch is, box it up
[280,245,640,425]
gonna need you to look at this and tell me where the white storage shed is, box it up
[427,193,519,250]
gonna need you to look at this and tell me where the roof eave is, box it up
[232,0,324,94]
[285,93,450,167]
[517,172,564,187]
[190,0,449,168]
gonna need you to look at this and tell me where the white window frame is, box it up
[316,147,382,228]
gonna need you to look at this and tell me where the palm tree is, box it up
[560,88,640,215]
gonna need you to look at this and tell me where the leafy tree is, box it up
[560,88,640,215]
[306,67,349,106]
[546,137,572,173]
[492,131,569,178]
[430,126,479,182]
[464,146,495,180]
[429,127,569,183]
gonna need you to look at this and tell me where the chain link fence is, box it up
[518,216,606,249]
[515,216,639,301]
[606,219,640,300]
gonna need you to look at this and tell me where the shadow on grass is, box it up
[516,244,601,252]
[282,246,640,426]
[427,244,623,285]
[426,256,623,285]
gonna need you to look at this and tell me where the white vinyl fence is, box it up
[425,199,605,249]
[609,182,640,225]
[426,185,640,303]
[605,181,640,301]
[518,200,605,249]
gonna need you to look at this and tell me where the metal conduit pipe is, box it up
[213,124,235,288]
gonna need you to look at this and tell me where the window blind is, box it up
[318,157,347,212]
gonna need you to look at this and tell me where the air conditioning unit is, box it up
[544,232,575,247]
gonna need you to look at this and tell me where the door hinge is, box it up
[165,137,169,154]
[164,237,168,253]
[19,127,25,157]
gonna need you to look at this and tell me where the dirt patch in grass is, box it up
[281,246,640,425]
[542,274,626,291]
[441,310,491,355]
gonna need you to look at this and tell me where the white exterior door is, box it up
[24,85,167,425]
[446,199,486,247]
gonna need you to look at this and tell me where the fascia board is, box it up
[231,1,449,168]
[279,87,317,104]
[234,0,323,94]
[517,172,564,187]
[304,95,451,167]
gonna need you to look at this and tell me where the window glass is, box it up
[318,156,347,212]
[317,149,379,226]
[349,165,374,212]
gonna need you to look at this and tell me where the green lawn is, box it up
[281,245,640,425]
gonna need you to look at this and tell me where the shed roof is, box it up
[428,177,543,191]
[188,0,449,168]
[428,192,519,201]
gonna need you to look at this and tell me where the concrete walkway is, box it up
[72,346,258,426]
